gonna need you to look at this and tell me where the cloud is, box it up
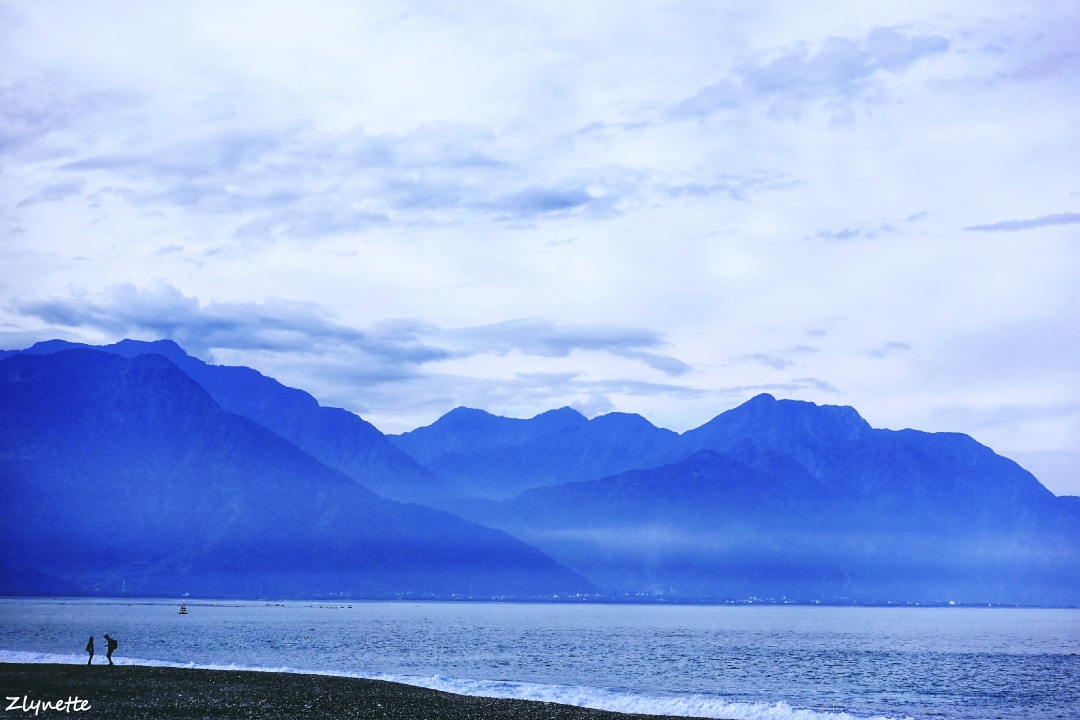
[965,212,1080,232]
[3,2,1078,470]
[869,342,912,359]
[705,378,841,397]
[746,346,820,370]
[526,374,708,399]
[673,27,949,119]
[665,172,796,201]
[16,181,83,208]
[232,202,390,241]
[445,319,692,376]
[749,353,794,370]
[483,186,592,216]
[571,393,616,418]
[0,79,133,156]
[59,129,286,179]
[17,283,692,381]
[13,284,708,429]
[41,122,643,236]
[814,225,897,241]
[302,364,712,430]
[811,212,936,241]
[19,284,449,379]
[790,377,839,394]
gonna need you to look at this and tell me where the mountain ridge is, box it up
[4,337,1076,605]
[391,404,682,499]
[12,338,453,504]
[394,392,1071,503]
[0,350,594,599]
[457,446,1079,604]
[404,395,1078,604]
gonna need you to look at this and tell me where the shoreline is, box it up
[1,663,719,720]
[1,595,1069,609]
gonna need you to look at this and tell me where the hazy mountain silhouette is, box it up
[14,339,451,504]
[455,396,1080,605]
[394,393,1074,512]
[677,394,1067,528]
[391,406,682,499]
[0,350,594,599]
[4,338,1076,604]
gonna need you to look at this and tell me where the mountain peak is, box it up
[0,349,593,599]
[530,406,588,427]
[590,411,664,430]
[8,338,445,504]
[734,394,869,435]
[680,395,872,462]
[110,337,188,357]
[431,406,502,429]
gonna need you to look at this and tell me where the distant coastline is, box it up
[2,594,1075,609]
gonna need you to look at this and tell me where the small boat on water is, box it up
[178,604,188,615]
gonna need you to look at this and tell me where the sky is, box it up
[1,0,1078,494]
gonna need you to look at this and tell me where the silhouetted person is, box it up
[104,634,117,665]
[85,637,94,665]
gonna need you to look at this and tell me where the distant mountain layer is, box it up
[14,339,451,504]
[392,394,1074,510]
[5,338,1078,605]
[391,406,682,499]
[449,396,1080,605]
[0,351,594,599]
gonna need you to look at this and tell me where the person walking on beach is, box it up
[85,637,94,665]
[104,634,117,665]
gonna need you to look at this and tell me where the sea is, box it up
[1,599,1076,720]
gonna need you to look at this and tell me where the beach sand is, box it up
[1,663,708,719]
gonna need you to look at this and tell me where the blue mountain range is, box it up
[391,406,682,499]
[2,339,1077,605]
[10,339,451,504]
[0,349,593,599]
[394,395,1079,604]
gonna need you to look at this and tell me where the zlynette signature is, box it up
[5,696,91,715]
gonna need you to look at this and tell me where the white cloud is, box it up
[17,281,693,386]
[2,0,1079,494]
[966,212,1080,232]
[672,27,949,120]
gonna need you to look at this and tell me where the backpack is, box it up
[107,637,118,652]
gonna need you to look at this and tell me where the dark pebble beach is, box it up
[1,664,712,720]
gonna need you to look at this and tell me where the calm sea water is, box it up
[1,599,1077,720]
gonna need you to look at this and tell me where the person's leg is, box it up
[87,651,92,665]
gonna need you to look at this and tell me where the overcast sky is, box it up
[2,1,1078,494]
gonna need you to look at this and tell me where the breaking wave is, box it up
[0,649,903,720]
